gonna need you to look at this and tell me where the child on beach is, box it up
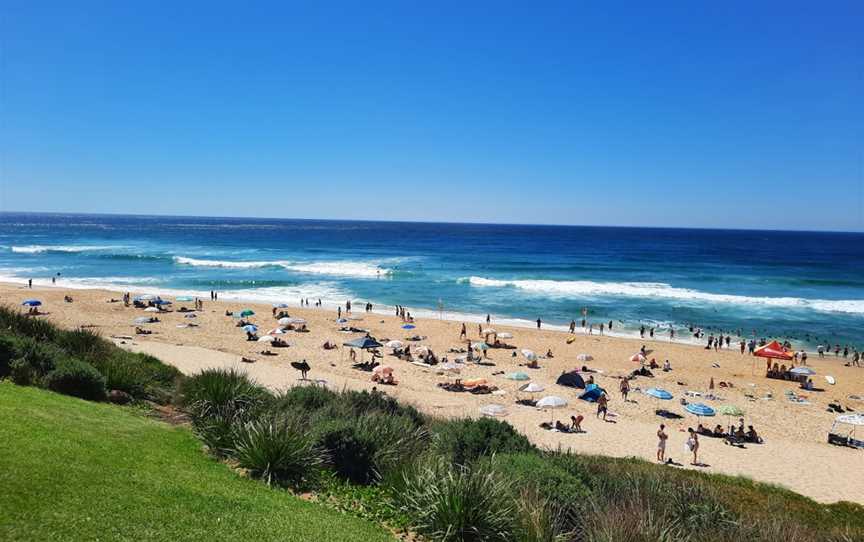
[686,428,700,465]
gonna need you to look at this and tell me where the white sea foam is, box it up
[462,276,864,315]
[10,245,124,254]
[173,256,390,278]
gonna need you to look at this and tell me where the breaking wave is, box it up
[173,256,390,278]
[461,277,864,315]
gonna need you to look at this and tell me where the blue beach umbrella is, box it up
[273,303,290,308]
[685,403,716,417]
[645,388,673,400]
[335,318,348,324]
[134,294,158,302]
[401,324,416,330]
[152,299,172,306]
[242,324,258,333]
[21,299,42,307]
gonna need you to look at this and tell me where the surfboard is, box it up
[566,337,576,344]
[825,375,836,385]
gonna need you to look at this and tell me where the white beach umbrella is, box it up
[521,349,537,361]
[630,353,646,363]
[483,328,497,335]
[269,328,286,335]
[536,395,568,423]
[144,306,160,313]
[790,367,817,377]
[520,382,546,394]
[480,404,508,417]
[258,335,275,342]
[278,317,291,326]
[441,361,464,373]
[286,317,307,325]
[577,353,593,362]
[496,332,513,339]
[385,340,404,349]
[133,317,151,325]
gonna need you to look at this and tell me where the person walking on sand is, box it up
[657,424,668,462]
[28,278,32,288]
[619,378,630,402]
[686,428,700,465]
[596,392,608,421]
[460,323,467,340]
[569,320,576,333]
[536,317,541,329]
[486,314,491,324]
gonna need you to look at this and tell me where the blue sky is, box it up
[1,1,862,231]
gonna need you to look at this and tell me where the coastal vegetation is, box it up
[1,305,862,541]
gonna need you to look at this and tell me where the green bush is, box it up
[179,368,270,420]
[315,414,430,485]
[60,327,113,362]
[232,415,324,488]
[401,459,515,541]
[0,305,57,341]
[10,336,66,377]
[91,354,147,397]
[9,358,33,386]
[274,384,339,412]
[0,335,15,377]
[43,358,106,401]
[338,390,425,426]
[486,453,590,512]
[433,417,535,466]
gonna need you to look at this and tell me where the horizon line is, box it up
[1,209,862,235]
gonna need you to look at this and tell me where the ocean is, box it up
[1,212,862,348]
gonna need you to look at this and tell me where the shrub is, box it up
[231,415,324,488]
[11,336,66,377]
[513,487,575,542]
[315,414,430,485]
[0,305,57,341]
[338,389,426,426]
[179,368,269,420]
[91,354,147,398]
[0,335,15,377]
[9,358,33,385]
[60,327,113,362]
[401,459,515,541]
[44,358,106,401]
[273,385,338,412]
[486,453,589,519]
[433,417,535,466]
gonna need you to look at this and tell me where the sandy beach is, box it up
[4,281,863,505]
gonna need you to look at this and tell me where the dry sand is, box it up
[3,282,863,504]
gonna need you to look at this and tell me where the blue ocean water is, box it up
[1,212,862,348]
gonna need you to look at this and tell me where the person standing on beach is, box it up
[569,320,576,333]
[686,428,700,465]
[460,323,467,340]
[619,378,630,402]
[599,322,604,336]
[609,320,613,331]
[486,314,491,324]
[28,278,32,288]
[536,317,541,329]
[640,325,645,338]
[596,392,608,421]
[657,424,668,462]
[670,327,675,341]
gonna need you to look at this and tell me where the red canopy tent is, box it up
[753,340,793,361]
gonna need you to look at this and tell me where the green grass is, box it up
[0,382,395,542]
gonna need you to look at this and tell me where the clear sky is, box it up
[1,2,862,231]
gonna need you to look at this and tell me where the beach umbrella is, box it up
[343,336,383,349]
[753,340,793,361]
[269,328,285,335]
[790,367,816,377]
[519,382,546,394]
[133,317,151,324]
[472,342,489,351]
[273,302,290,308]
[480,404,508,417]
[497,332,513,339]
[176,296,194,302]
[283,317,307,325]
[717,405,744,417]
[242,324,258,333]
[521,349,537,361]
[630,353,646,363]
[258,335,275,342]
[505,372,530,381]
[21,299,42,306]
[240,309,255,317]
[685,403,716,417]
[576,354,593,362]
[385,340,404,349]
[278,317,292,326]
[536,395,568,423]
[483,328,497,335]
[401,324,416,330]
[152,299,172,306]
[645,387,673,400]
[335,318,348,324]
[134,294,158,302]
[144,306,160,312]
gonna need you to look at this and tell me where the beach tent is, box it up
[579,384,605,402]
[829,414,864,448]
[556,371,586,389]
[480,404,508,417]
[790,367,816,377]
[753,340,793,361]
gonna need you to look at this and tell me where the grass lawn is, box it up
[0,382,396,542]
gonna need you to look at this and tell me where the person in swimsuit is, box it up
[657,424,668,462]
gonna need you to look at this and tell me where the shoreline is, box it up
[2,280,863,504]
